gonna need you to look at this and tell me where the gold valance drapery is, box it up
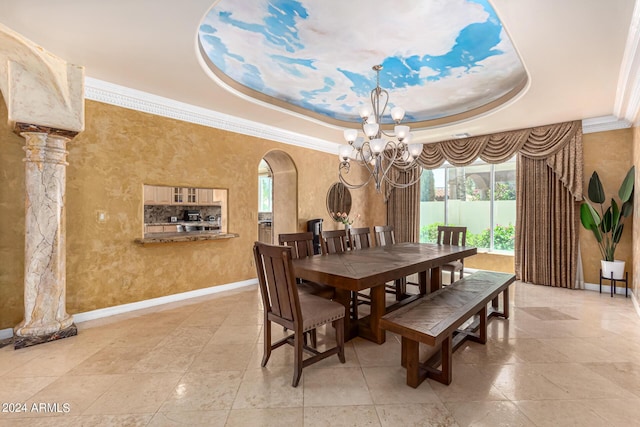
[416,120,582,201]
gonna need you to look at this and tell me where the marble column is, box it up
[13,131,76,349]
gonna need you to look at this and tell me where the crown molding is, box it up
[84,77,340,155]
[582,115,632,134]
[614,0,640,124]
[85,77,632,148]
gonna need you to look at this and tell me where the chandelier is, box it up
[338,65,423,192]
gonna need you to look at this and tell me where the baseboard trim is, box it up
[632,290,640,318]
[0,279,258,340]
[2,278,636,340]
[583,281,632,296]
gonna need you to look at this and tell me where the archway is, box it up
[261,150,298,243]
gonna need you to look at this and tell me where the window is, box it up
[258,174,272,212]
[419,158,516,252]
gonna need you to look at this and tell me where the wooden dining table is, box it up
[292,242,477,344]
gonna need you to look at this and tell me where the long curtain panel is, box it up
[516,155,582,288]
[386,120,583,288]
[385,167,420,243]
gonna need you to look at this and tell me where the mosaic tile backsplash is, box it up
[144,205,222,223]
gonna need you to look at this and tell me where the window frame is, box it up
[421,157,516,254]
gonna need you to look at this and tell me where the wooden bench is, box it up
[379,271,515,387]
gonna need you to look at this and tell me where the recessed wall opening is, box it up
[260,151,298,243]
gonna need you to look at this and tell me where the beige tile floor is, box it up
[1,281,640,426]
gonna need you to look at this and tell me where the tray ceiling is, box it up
[198,0,528,127]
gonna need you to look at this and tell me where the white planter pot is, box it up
[601,260,625,280]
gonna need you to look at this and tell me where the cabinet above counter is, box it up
[144,185,226,206]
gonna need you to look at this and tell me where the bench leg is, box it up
[402,337,422,388]
[502,287,510,319]
[401,336,408,368]
[443,335,452,384]
[429,335,452,385]
[479,306,487,344]
[461,306,488,346]
[489,287,510,320]
[402,336,453,387]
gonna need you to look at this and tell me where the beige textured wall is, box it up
[466,252,514,273]
[0,102,25,330]
[582,128,634,287]
[0,99,376,329]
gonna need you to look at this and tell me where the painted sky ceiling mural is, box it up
[198,0,527,127]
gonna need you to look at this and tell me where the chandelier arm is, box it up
[337,143,380,190]
[380,145,403,161]
[381,164,424,189]
[339,170,373,190]
[377,143,400,185]
[353,145,376,175]
[379,128,395,138]
[338,155,374,190]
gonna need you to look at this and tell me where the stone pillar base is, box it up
[12,323,77,350]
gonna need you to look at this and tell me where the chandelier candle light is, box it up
[339,65,424,192]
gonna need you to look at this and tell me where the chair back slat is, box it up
[437,226,467,247]
[254,242,300,323]
[374,225,396,246]
[279,232,315,259]
[349,227,372,250]
[321,229,348,254]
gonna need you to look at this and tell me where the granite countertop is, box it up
[135,231,239,245]
[146,221,220,227]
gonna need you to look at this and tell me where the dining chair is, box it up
[253,242,345,387]
[279,232,335,300]
[349,227,372,250]
[373,225,410,299]
[373,225,395,246]
[437,225,468,283]
[320,229,348,255]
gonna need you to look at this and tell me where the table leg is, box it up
[430,266,442,293]
[418,270,428,295]
[358,284,386,344]
[503,287,510,319]
[334,288,357,340]
[371,284,386,344]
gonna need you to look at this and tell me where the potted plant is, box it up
[580,166,635,279]
[331,211,360,230]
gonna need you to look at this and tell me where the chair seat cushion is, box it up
[441,260,463,272]
[299,293,345,332]
[298,280,335,299]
